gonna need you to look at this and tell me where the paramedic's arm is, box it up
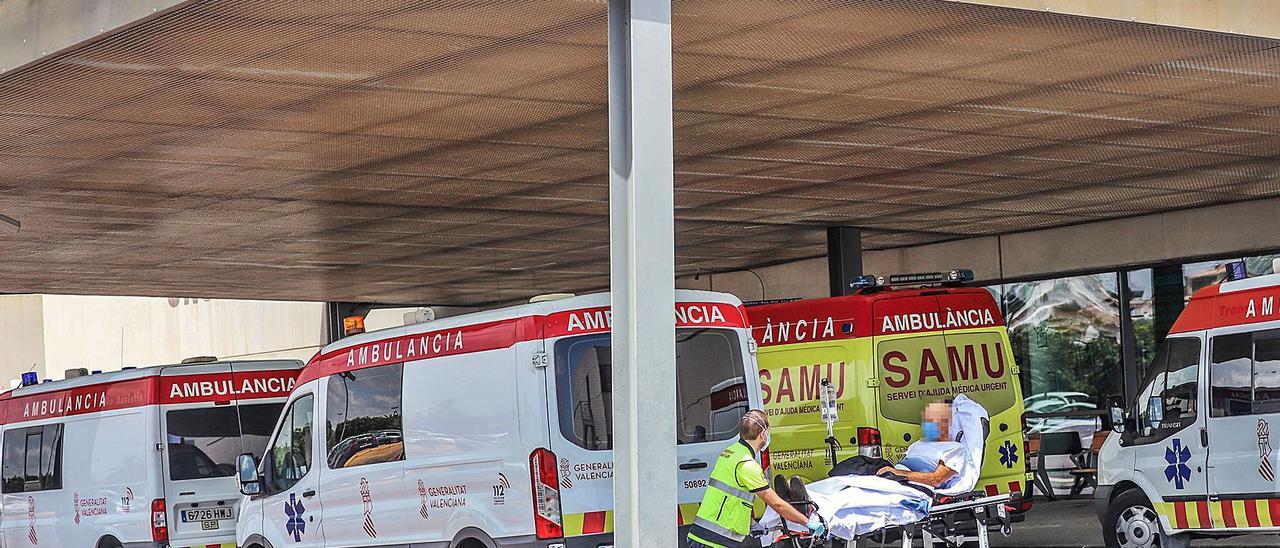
[757,488,811,525]
[877,463,956,487]
[734,458,809,526]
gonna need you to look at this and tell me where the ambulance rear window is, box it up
[554,328,748,450]
[166,402,285,481]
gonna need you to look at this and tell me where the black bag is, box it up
[827,455,893,477]
[828,456,935,497]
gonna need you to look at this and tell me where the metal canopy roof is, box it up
[2,0,1278,306]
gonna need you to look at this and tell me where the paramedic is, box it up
[688,410,824,548]
[877,400,965,488]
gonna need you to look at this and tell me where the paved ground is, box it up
[988,498,1280,547]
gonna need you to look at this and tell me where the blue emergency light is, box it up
[1225,260,1247,282]
[848,275,885,289]
[20,372,38,387]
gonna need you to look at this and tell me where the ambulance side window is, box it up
[1252,335,1280,414]
[556,336,614,451]
[268,394,314,493]
[325,364,405,469]
[1163,338,1200,421]
[1133,337,1200,443]
[1210,333,1253,417]
[1,424,62,494]
[554,329,748,450]
[1209,330,1280,417]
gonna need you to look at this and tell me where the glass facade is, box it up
[991,274,1120,440]
[989,253,1280,418]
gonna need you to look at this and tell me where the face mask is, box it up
[761,429,771,451]
[921,421,941,442]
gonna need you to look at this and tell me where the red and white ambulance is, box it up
[234,290,763,548]
[0,359,301,548]
[1099,271,1280,547]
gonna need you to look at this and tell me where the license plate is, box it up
[181,507,233,523]
[201,519,219,531]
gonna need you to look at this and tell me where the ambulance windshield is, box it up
[165,402,285,481]
[554,328,749,450]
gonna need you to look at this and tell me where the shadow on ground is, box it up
[987,498,1280,547]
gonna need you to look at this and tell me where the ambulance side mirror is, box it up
[238,453,262,496]
[1106,396,1127,434]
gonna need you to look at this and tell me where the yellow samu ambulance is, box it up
[746,270,1031,507]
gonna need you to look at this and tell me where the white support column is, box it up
[608,0,676,546]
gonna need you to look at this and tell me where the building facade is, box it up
[0,295,326,386]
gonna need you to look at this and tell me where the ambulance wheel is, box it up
[95,537,122,548]
[1104,489,1185,548]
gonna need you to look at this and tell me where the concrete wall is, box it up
[965,0,1280,39]
[680,197,1280,300]
[0,295,325,385]
[0,295,46,381]
[0,0,186,72]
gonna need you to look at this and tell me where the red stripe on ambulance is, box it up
[1244,498,1262,527]
[1170,284,1280,334]
[0,367,302,424]
[1173,502,1190,530]
[1222,500,1237,528]
[160,370,297,404]
[300,302,750,385]
[2,377,155,423]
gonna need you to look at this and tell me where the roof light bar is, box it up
[886,269,974,286]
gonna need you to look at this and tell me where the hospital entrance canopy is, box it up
[1,0,1278,306]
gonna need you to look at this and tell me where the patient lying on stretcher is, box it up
[876,400,972,489]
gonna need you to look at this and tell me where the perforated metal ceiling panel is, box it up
[1,0,1278,305]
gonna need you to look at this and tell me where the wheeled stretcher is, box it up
[759,395,1023,547]
[762,473,1021,548]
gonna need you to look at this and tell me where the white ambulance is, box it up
[1098,272,1280,547]
[0,359,301,548]
[234,290,763,548]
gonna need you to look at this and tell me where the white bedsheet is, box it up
[759,475,931,541]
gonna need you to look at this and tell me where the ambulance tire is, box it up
[1104,488,1188,548]
[95,536,121,548]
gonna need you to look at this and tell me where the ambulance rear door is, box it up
[873,293,953,462]
[160,361,241,544]
[159,361,294,544]
[545,317,757,540]
[935,290,1023,492]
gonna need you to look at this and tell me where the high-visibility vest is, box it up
[687,441,761,548]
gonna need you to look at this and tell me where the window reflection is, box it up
[1002,273,1122,423]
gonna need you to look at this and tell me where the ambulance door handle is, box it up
[302,489,316,499]
[679,460,708,471]
[1200,428,1209,448]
